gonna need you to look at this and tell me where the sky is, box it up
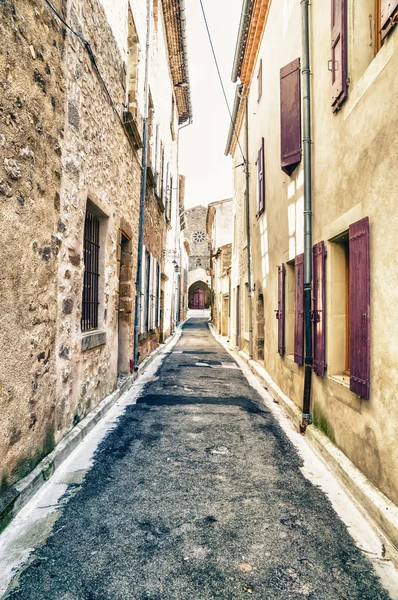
[179,0,243,209]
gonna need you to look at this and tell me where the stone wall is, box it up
[185,205,211,292]
[0,0,66,493]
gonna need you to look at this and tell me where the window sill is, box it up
[81,330,106,352]
[284,354,299,374]
[329,374,350,389]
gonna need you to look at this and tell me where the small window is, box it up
[285,261,295,357]
[257,59,263,102]
[155,262,160,328]
[145,252,151,332]
[81,210,100,332]
[329,233,350,380]
[257,138,265,216]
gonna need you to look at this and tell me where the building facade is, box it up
[184,205,211,309]
[0,0,191,510]
[207,199,233,336]
[226,0,398,541]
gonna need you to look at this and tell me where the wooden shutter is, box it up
[139,244,146,334]
[312,241,326,376]
[381,0,398,39]
[257,139,265,215]
[276,264,286,356]
[280,58,301,175]
[349,217,370,399]
[331,0,348,112]
[294,253,304,366]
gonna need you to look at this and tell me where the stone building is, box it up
[207,199,233,335]
[0,0,191,515]
[184,205,211,309]
[226,0,398,548]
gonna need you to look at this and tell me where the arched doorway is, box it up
[188,281,211,309]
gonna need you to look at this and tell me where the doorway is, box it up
[118,233,132,376]
[192,288,205,309]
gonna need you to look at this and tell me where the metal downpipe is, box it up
[301,0,313,430]
[133,0,152,370]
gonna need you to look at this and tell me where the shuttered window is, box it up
[280,58,301,175]
[257,138,265,216]
[312,241,326,376]
[294,253,304,366]
[381,0,398,39]
[349,217,370,399]
[276,264,286,356]
[156,262,160,328]
[331,0,348,112]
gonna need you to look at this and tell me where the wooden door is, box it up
[193,289,205,309]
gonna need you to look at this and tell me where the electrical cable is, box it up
[198,0,246,164]
[42,0,141,163]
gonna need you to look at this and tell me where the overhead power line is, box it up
[198,0,246,164]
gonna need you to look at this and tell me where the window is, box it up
[328,218,370,398]
[170,95,176,140]
[280,58,301,174]
[330,0,348,112]
[257,58,263,102]
[276,265,286,356]
[312,241,326,376]
[166,174,172,222]
[81,209,100,332]
[155,262,160,328]
[294,253,304,366]
[127,10,140,115]
[145,251,151,332]
[257,138,265,216]
[285,261,295,357]
[193,231,206,244]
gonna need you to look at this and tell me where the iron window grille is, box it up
[81,210,100,332]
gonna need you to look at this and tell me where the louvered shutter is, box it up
[156,262,161,328]
[276,264,286,356]
[331,0,348,112]
[257,139,265,215]
[139,245,146,334]
[280,58,301,175]
[312,241,326,376]
[349,217,370,399]
[294,253,304,366]
[381,0,398,39]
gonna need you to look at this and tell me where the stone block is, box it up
[81,331,106,352]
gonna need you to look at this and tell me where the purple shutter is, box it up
[331,0,348,112]
[381,0,398,39]
[294,253,304,366]
[276,264,286,356]
[257,138,265,215]
[312,241,326,376]
[280,58,301,175]
[349,217,370,399]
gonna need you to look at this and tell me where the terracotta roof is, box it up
[161,0,193,124]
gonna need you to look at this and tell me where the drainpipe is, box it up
[244,96,254,359]
[301,0,313,430]
[133,0,152,370]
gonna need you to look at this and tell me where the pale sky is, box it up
[179,0,243,209]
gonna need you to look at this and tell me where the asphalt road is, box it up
[5,318,391,599]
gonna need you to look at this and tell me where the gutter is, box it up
[225,84,244,156]
[231,0,254,83]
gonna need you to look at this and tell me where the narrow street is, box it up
[1,317,393,599]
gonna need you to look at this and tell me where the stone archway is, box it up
[188,281,211,309]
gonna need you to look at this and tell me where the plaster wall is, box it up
[230,0,398,505]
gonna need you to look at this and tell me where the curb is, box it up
[209,324,398,562]
[0,323,185,533]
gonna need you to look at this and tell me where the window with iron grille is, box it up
[81,210,100,332]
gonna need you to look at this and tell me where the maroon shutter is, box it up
[312,241,326,376]
[349,217,370,399]
[381,0,398,39]
[294,253,304,366]
[280,58,301,175]
[257,138,265,215]
[276,264,286,356]
[331,0,348,112]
